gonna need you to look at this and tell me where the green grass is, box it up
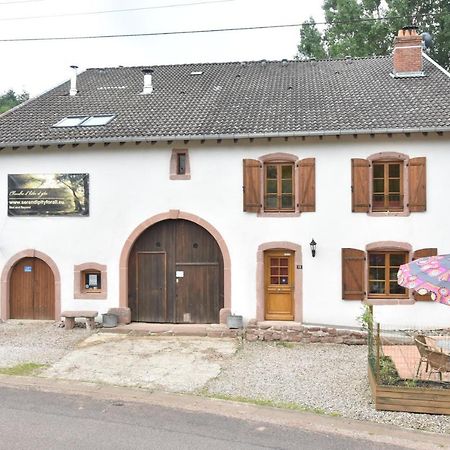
[274,341,297,349]
[201,392,341,416]
[0,363,46,376]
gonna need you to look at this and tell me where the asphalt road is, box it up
[0,386,411,450]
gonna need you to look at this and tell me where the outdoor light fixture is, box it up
[310,239,317,258]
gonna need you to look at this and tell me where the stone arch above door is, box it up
[256,242,303,322]
[119,210,231,323]
[1,249,61,321]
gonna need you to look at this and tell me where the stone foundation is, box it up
[245,320,367,344]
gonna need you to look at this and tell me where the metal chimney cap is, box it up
[142,68,154,75]
[70,65,78,69]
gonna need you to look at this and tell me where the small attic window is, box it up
[190,71,203,75]
[54,116,89,127]
[53,114,115,127]
[81,115,115,126]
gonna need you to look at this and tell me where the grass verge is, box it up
[0,363,47,376]
[201,391,341,417]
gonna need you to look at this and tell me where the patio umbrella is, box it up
[397,254,450,306]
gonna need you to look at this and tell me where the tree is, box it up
[0,89,29,114]
[297,17,327,60]
[297,0,449,69]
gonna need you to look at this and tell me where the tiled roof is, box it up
[0,56,449,147]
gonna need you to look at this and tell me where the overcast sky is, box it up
[0,0,324,97]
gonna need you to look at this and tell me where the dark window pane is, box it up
[265,195,278,209]
[389,163,400,178]
[281,180,292,193]
[389,194,401,205]
[373,164,384,178]
[270,277,279,285]
[280,267,288,276]
[369,253,385,266]
[177,153,186,175]
[280,277,288,285]
[390,253,406,266]
[279,258,288,266]
[369,281,385,294]
[266,165,277,179]
[390,282,405,295]
[373,179,384,193]
[369,267,385,280]
[389,179,400,193]
[281,195,293,209]
[266,180,277,194]
[270,267,279,276]
[281,165,292,179]
[372,194,385,210]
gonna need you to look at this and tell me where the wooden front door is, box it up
[264,250,294,320]
[10,257,55,320]
[129,219,224,323]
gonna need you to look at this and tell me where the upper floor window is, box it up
[351,153,426,215]
[243,154,315,215]
[264,163,295,212]
[170,148,191,180]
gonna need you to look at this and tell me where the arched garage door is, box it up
[128,219,224,323]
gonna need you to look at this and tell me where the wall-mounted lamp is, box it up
[310,239,317,258]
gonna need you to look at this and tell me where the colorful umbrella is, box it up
[397,254,450,306]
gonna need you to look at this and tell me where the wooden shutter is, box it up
[351,159,370,212]
[243,159,262,212]
[342,248,366,300]
[412,247,438,301]
[408,157,426,212]
[298,158,316,212]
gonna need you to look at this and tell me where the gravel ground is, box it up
[205,341,450,435]
[0,320,92,367]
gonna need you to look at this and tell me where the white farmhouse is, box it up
[0,27,449,329]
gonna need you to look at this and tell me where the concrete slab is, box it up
[43,333,238,392]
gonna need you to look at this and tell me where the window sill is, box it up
[368,210,410,217]
[75,291,106,300]
[257,211,300,218]
[364,298,414,306]
[170,174,191,180]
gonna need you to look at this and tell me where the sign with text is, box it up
[8,173,89,216]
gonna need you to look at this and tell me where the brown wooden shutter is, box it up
[297,158,316,212]
[408,157,426,212]
[243,159,262,212]
[351,159,370,212]
[412,247,438,301]
[342,248,366,300]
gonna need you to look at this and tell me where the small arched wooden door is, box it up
[128,219,224,323]
[10,257,55,320]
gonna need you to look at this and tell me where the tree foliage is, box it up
[0,89,29,114]
[297,0,450,69]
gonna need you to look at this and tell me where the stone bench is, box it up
[61,310,98,330]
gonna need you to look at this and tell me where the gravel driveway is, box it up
[205,341,450,435]
[0,320,91,367]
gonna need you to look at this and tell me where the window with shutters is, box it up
[368,251,408,298]
[351,153,426,216]
[243,153,315,215]
[264,163,295,212]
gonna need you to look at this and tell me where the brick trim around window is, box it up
[74,262,107,300]
[170,148,191,180]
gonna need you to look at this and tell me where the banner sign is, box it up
[8,173,89,216]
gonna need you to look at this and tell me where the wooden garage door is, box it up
[10,257,55,320]
[128,219,224,323]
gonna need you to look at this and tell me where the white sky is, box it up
[0,0,324,96]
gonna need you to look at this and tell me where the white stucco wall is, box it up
[0,133,449,328]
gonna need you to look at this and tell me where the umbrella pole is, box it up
[376,321,381,384]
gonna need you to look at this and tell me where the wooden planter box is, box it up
[368,366,450,415]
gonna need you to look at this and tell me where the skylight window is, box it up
[53,115,115,127]
[190,71,203,75]
[81,115,115,126]
[54,116,89,127]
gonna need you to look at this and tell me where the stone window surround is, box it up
[364,241,414,306]
[74,262,107,300]
[0,249,61,321]
[256,242,303,322]
[367,151,410,217]
[119,210,231,324]
[258,152,301,217]
[170,148,191,180]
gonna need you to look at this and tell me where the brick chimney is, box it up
[392,26,424,77]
